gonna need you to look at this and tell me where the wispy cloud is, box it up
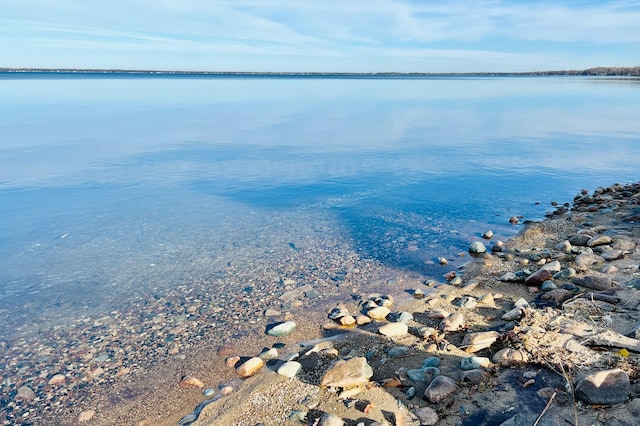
[1,0,639,70]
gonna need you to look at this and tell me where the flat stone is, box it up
[424,375,458,403]
[492,348,529,366]
[277,361,302,378]
[530,249,551,262]
[267,320,297,337]
[236,357,264,377]
[612,240,636,251]
[482,230,494,240]
[575,253,605,270]
[379,322,408,337]
[462,331,499,353]
[388,346,410,357]
[573,275,613,291]
[541,281,557,291]
[367,306,390,320]
[575,368,630,405]
[601,249,624,261]
[278,285,313,303]
[587,234,614,247]
[264,309,281,317]
[320,357,373,389]
[569,234,591,246]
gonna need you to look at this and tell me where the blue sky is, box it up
[1,0,639,72]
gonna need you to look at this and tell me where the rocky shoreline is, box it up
[4,181,639,425]
[183,181,640,425]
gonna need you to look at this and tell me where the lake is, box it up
[0,74,639,421]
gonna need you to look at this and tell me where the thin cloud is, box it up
[1,0,639,70]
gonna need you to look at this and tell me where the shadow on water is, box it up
[192,171,531,279]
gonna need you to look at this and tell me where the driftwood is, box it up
[560,320,640,352]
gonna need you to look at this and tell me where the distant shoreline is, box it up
[1,65,639,78]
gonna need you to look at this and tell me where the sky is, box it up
[1,0,639,72]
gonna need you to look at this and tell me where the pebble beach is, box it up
[3,180,640,425]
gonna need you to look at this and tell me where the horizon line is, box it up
[1,65,640,77]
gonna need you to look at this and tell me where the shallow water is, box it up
[1,75,640,330]
[1,76,639,404]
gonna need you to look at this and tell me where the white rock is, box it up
[379,322,408,337]
[367,306,390,320]
[440,312,464,332]
[541,260,561,273]
[267,320,297,336]
[277,361,302,378]
[502,307,524,321]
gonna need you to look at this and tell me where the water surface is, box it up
[1,75,639,336]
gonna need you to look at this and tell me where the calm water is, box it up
[1,75,639,339]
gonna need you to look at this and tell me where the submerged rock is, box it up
[14,386,36,401]
[469,241,487,254]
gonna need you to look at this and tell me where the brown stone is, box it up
[525,268,552,286]
[236,357,264,377]
[320,357,373,389]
